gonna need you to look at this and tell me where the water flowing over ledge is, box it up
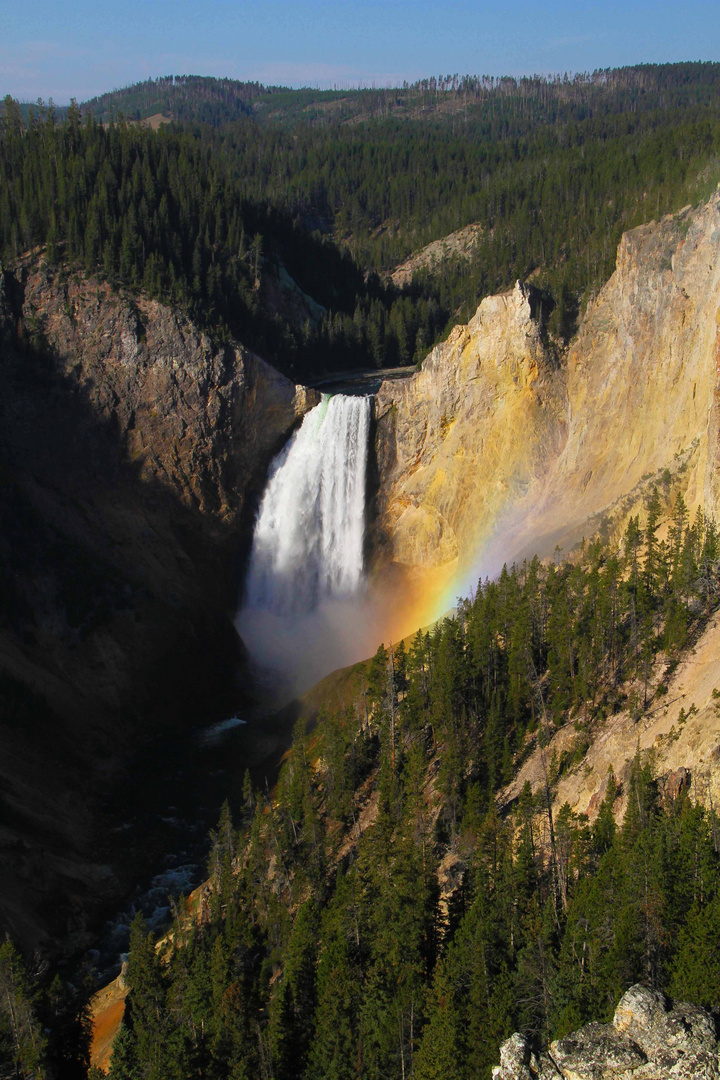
[237,393,373,693]
[245,393,370,613]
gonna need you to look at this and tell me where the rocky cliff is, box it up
[493,984,720,1079]
[373,192,720,628]
[0,256,317,951]
[373,281,564,624]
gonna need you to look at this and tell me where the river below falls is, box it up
[89,697,303,984]
[90,390,374,984]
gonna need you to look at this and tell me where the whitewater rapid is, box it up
[237,393,373,693]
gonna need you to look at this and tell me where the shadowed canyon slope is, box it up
[0,259,317,949]
[373,190,720,624]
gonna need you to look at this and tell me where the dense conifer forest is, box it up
[3,62,720,380]
[99,495,720,1080]
[5,487,720,1078]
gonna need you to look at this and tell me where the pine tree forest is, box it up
[4,63,720,381]
[3,488,716,1078]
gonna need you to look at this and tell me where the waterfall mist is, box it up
[237,393,378,696]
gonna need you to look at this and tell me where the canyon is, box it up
[3,185,720,963]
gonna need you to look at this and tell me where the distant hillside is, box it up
[3,62,720,380]
[72,64,720,343]
[80,74,269,125]
[78,63,720,130]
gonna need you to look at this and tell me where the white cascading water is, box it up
[237,393,373,693]
[245,393,370,614]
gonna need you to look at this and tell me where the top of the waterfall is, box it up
[310,368,414,397]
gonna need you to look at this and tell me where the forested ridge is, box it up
[3,62,720,381]
[7,486,720,1077]
[94,492,720,1079]
[80,65,720,131]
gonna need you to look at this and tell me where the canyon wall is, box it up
[373,281,565,616]
[0,258,317,950]
[373,192,720,624]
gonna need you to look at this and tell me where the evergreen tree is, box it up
[0,939,47,1079]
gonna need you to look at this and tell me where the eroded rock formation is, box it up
[373,281,564,598]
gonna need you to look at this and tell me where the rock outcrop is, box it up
[373,192,720,628]
[12,259,316,531]
[0,257,317,951]
[493,985,720,1079]
[389,221,484,288]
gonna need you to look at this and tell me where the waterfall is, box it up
[237,393,372,691]
[245,393,371,613]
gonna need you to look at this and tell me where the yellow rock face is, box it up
[373,281,565,622]
[372,192,720,632]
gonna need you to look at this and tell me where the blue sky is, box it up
[2,0,720,104]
